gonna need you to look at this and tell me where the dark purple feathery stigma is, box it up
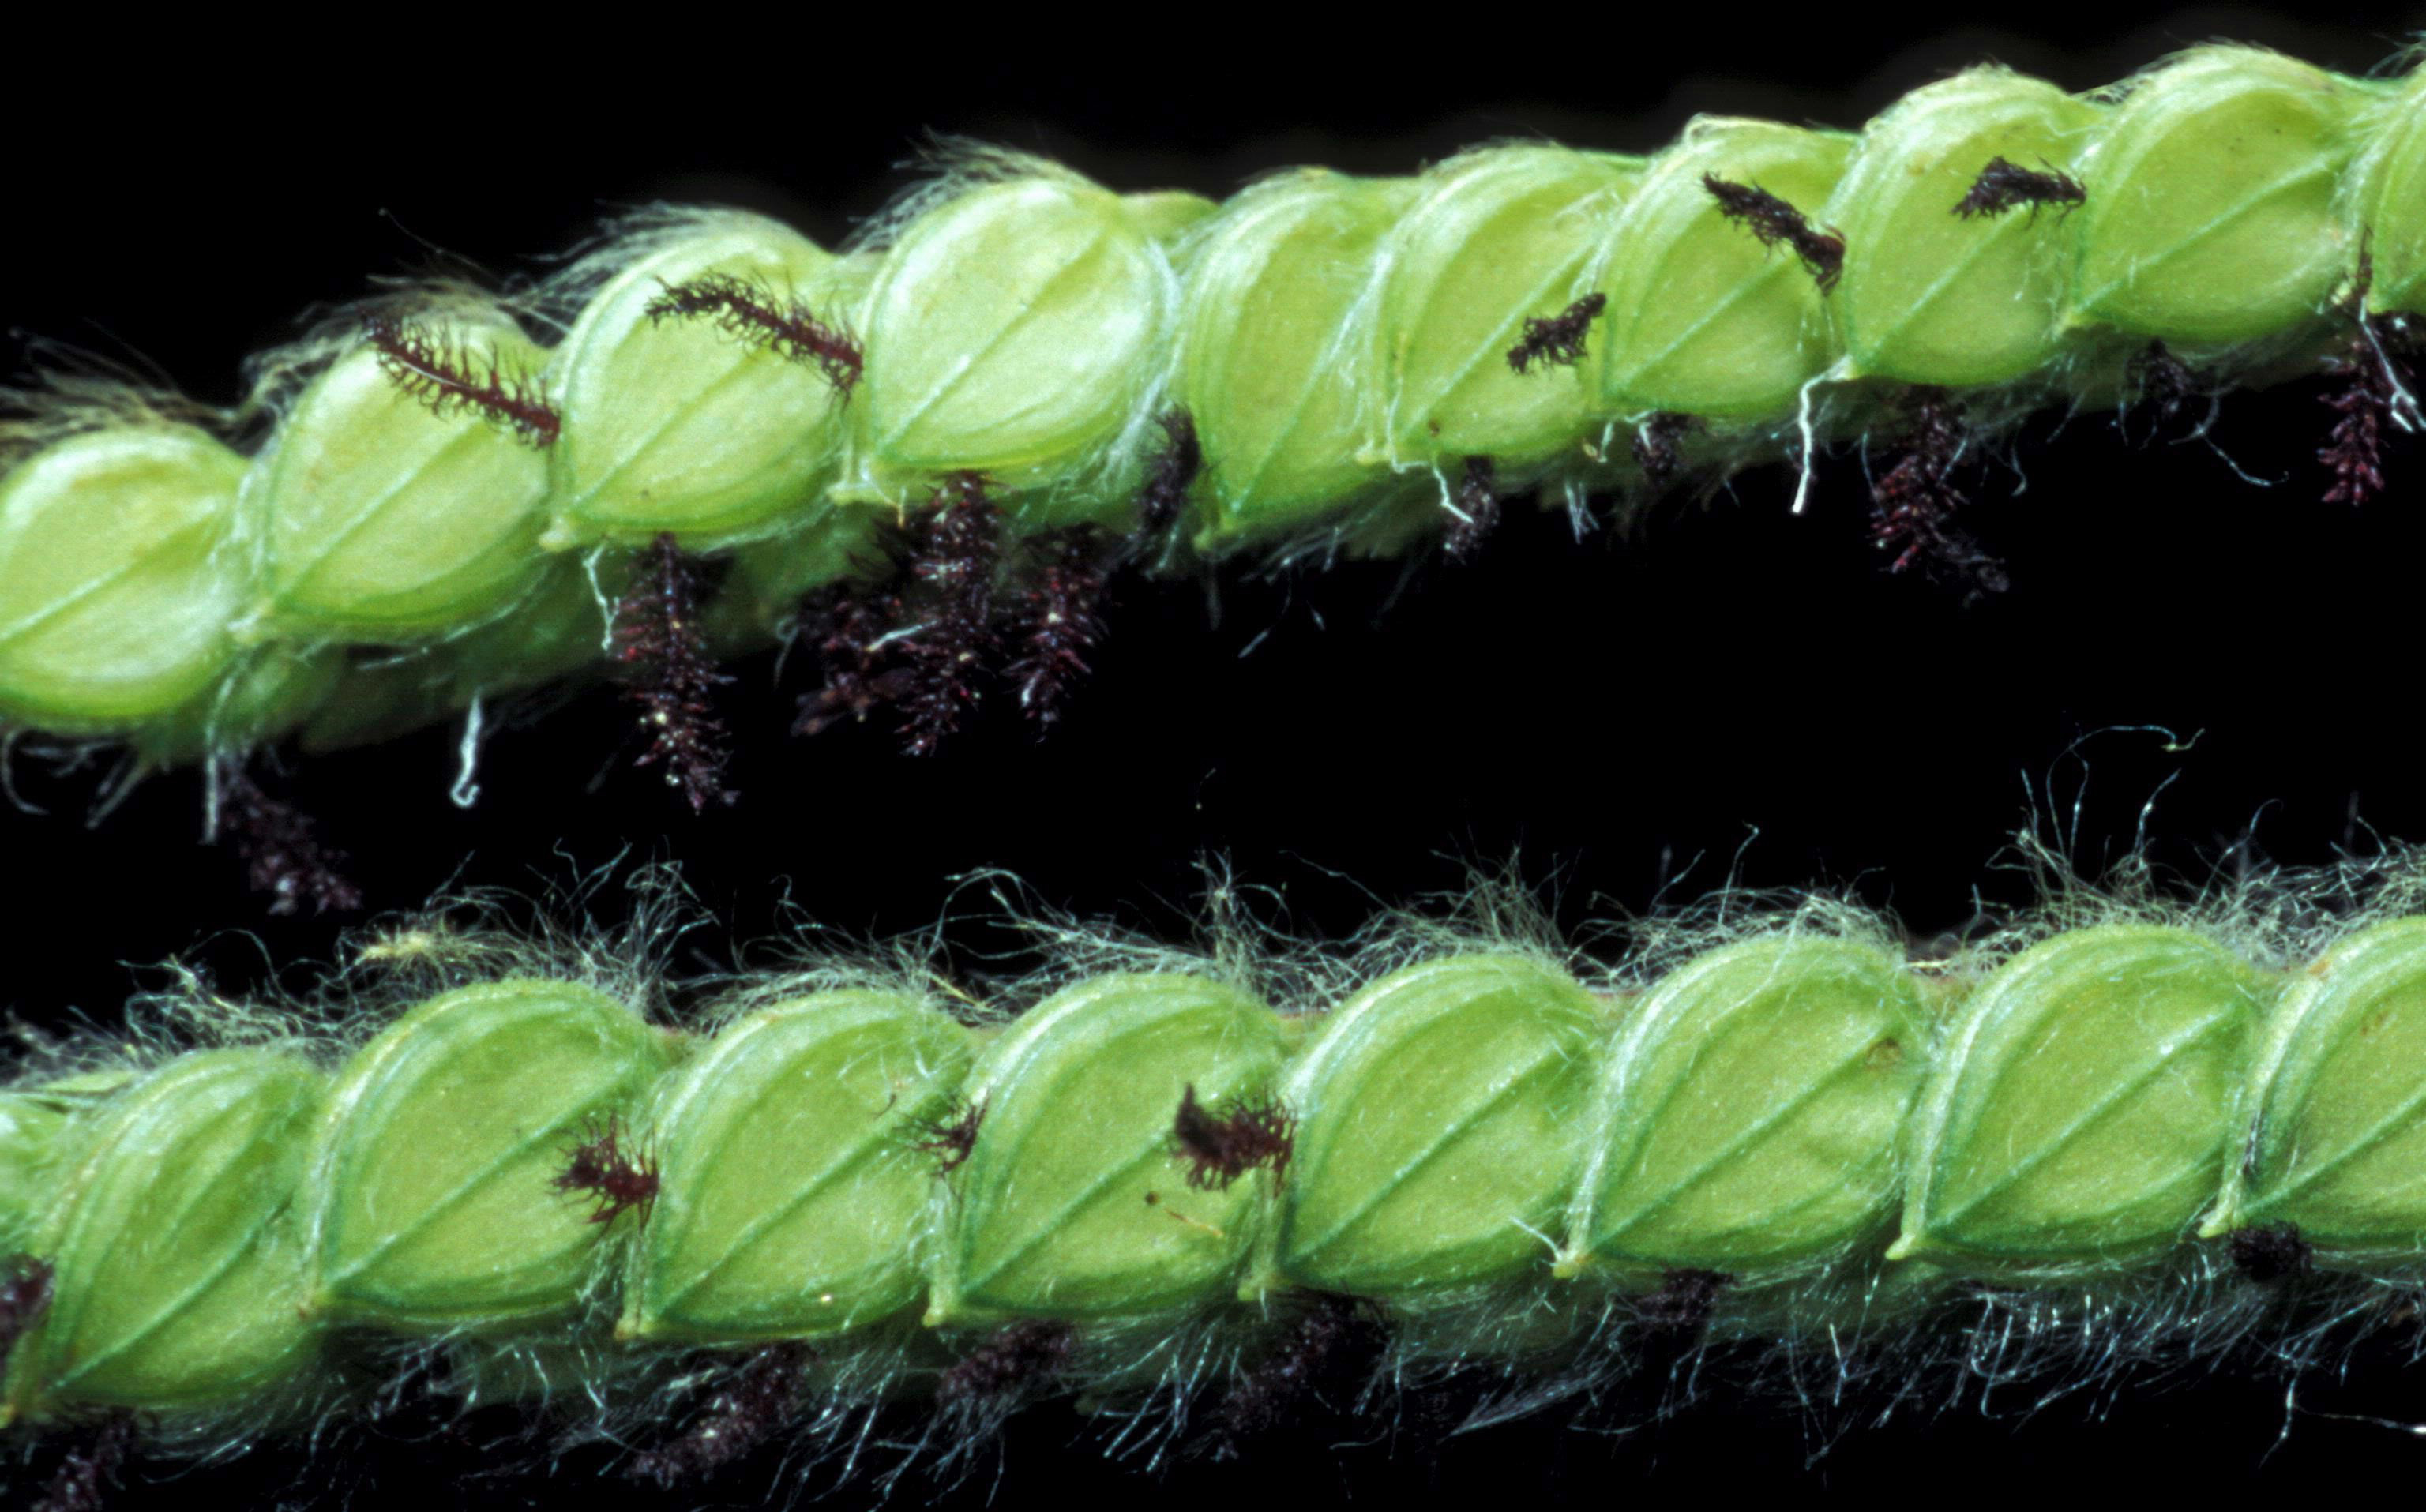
[937,1319,1073,1409]
[1952,156,2086,219]
[1169,1083,1296,1191]
[2228,1222,2312,1285]
[362,313,560,446]
[644,273,862,396]
[792,581,912,737]
[2129,340,2203,434]
[624,1342,811,1487]
[1636,1266,1734,1343]
[907,1095,985,1176]
[614,533,735,812]
[1632,411,1701,489]
[1444,456,1500,562]
[1005,527,1110,728]
[215,760,363,916]
[1203,1293,1385,1458]
[1,1255,54,1373]
[1868,388,2007,600]
[2319,254,2419,506]
[1508,292,1607,373]
[1137,408,1202,531]
[32,1410,137,1512]
[1701,174,1845,291]
[896,473,1002,756]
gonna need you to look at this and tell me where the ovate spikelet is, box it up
[0,41,2417,853]
[5,854,2426,1498]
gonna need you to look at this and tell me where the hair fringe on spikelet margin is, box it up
[232,279,553,429]
[17,831,2426,1501]
[0,340,233,470]
[843,138,1094,257]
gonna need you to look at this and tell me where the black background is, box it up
[6,5,2425,1505]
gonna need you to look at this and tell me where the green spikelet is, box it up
[2,42,2409,772]
[16,887,2426,1465]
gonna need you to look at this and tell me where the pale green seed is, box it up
[1562,935,1929,1281]
[248,312,551,640]
[0,1075,144,1252]
[1121,189,1220,243]
[1599,119,1853,418]
[293,654,459,760]
[547,218,864,550]
[131,645,343,770]
[2204,916,2426,1262]
[296,554,623,756]
[1364,145,1637,468]
[0,1095,69,1251]
[1256,955,1607,1300]
[622,990,971,1344]
[1827,69,2101,386]
[306,979,676,1330]
[2354,69,2426,317]
[699,503,892,659]
[929,974,1285,1324]
[1891,924,2267,1272]
[1179,171,1421,550]
[4,1069,137,1108]
[0,426,247,734]
[4,1049,322,1424]
[846,174,1170,520]
[2069,47,2366,347]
